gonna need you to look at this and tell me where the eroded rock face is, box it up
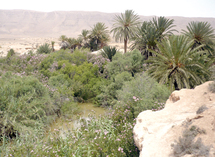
[133,81,215,157]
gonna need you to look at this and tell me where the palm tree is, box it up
[131,17,177,59]
[152,16,177,40]
[67,37,82,50]
[59,35,69,50]
[131,21,160,59]
[101,46,118,61]
[79,29,90,47]
[51,41,55,52]
[111,10,140,53]
[182,21,215,56]
[147,35,212,91]
[89,22,110,51]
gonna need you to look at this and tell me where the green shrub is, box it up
[0,104,139,157]
[37,43,52,54]
[6,49,15,58]
[0,72,55,137]
[48,74,79,117]
[96,72,133,106]
[117,73,170,117]
[105,50,144,78]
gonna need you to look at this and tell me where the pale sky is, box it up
[1,0,215,18]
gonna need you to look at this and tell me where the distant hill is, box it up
[0,10,215,38]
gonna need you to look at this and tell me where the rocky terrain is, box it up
[133,81,215,157]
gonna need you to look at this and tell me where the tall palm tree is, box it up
[147,35,212,91]
[111,10,140,53]
[131,21,160,59]
[131,17,177,59]
[182,21,215,56]
[89,22,110,51]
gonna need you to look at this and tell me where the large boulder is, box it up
[133,81,215,157]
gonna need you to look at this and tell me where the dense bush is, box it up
[117,73,170,117]
[96,72,133,106]
[0,72,55,137]
[6,49,15,58]
[105,50,144,78]
[0,104,139,157]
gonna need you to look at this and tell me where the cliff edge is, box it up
[133,81,215,157]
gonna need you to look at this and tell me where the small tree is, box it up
[51,41,55,52]
[101,46,117,61]
[37,43,52,54]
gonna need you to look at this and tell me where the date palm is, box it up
[111,10,140,53]
[59,35,69,50]
[182,21,215,56]
[131,21,159,59]
[152,16,177,40]
[131,17,177,59]
[89,22,110,51]
[147,35,212,91]
[79,29,90,47]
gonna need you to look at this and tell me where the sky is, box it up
[1,0,215,18]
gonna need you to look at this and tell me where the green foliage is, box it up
[89,22,110,51]
[131,17,177,59]
[37,43,52,54]
[0,104,139,157]
[117,73,170,117]
[147,35,212,91]
[6,49,15,58]
[111,10,140,53]
[96,72,133,106]
[0,72,55,137]
[48,74,79,117]
[106,50,144,78]
[101,46,117,61]
[182,21,215,56]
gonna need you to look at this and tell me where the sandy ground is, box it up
[0,37,61,57]
[0,37,125,57]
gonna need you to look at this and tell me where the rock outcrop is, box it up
[133,81,215,157]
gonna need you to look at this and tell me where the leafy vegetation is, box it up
[0,9,215,156]
[111,10,140,53]
[37,43,52,54]
[147,35,212,91]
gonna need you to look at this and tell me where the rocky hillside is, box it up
[0,10,215,38]
[133,81,215,157]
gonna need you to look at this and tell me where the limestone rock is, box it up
[133,81,215,157]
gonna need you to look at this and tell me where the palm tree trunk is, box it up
[124,38,127,53]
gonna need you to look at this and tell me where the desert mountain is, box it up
[0,10,215,38]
